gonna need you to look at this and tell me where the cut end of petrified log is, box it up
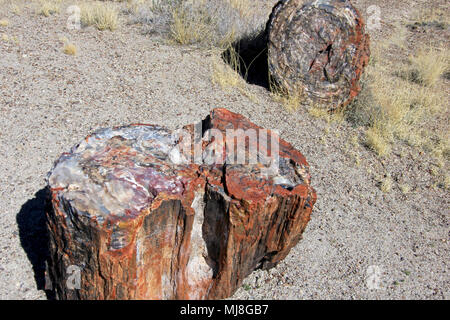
[267,0,370,110]
[46,108,317,300]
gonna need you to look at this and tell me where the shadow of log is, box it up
[222,30,270,89]
[16,187,54,299]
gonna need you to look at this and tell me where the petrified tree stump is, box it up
[45,108,317,300]
[267,0,370,110]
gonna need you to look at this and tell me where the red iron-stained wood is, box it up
[45,108,317,300]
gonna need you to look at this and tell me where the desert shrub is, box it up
[63,41,77,55]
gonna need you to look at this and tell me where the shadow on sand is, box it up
[16,187,54,299]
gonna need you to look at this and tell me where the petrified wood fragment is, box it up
[267,0,370,110]
[45,108,317,299]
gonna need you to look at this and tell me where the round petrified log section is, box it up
[267,0,370,110]
[46,108,317,300]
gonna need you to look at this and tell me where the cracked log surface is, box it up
[45,108,317,300]
[267,0,370,110]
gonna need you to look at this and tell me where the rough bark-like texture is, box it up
[45,108,317,300]
[267,0,370,110]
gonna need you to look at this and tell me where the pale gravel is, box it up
[0,0,448,300]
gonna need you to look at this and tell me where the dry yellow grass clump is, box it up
[408,47,449,87]
[60,37,77,55]
[165,0,263,46]
[63,42,77,55]
[11,3,23,16]
[211,46,258,103]
[348,37,449,159]
[170,4,212,45]
[399,183,411,195]
[80,2,119,31]
[271,86,304,112]
[443,175,450,191]
[38,0,61,17]
[226,0,254,20]
[129,0,266,101]
[268,71,306,111]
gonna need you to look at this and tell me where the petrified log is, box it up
[267,0,370,110]
[45,108,317,300]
